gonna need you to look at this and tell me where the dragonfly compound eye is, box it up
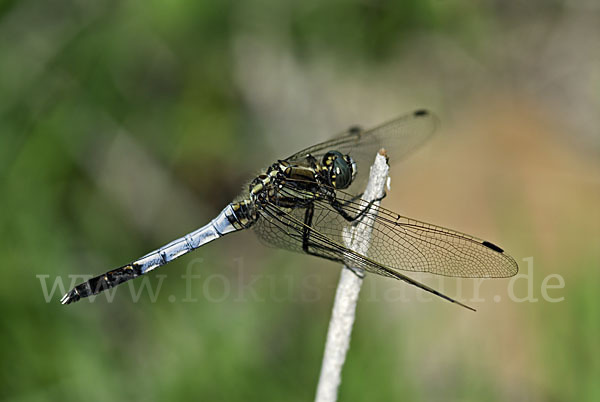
[323,151,354,189]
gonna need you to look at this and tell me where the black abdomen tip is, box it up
[414,109,429,117]
[482,241,504,253]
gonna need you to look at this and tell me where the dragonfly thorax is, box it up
[249,164,286,197]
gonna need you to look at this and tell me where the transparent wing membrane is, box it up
[285,110,438,194]
[255,181,517,280]
[255,198,479,311]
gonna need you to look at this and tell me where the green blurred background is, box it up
[1,0,599,401]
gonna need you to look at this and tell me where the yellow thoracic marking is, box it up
[251,183,263,194]
[251,174,274,195]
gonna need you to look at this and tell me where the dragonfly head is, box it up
[323,151,357,189]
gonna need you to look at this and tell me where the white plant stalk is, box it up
[315,150,390,402]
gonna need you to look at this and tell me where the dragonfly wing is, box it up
[255,199,477,310]
[254,201,395,277]
[284,110,438,195]
[252,201,308,255]
[264,178,518,278]
[309,193,519,278]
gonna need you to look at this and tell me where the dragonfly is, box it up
[61,110,518,311]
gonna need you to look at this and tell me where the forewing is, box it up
[257,178,518,278]
[285,110,438,194]
[310,194,519,278]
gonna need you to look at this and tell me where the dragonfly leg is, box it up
[340,192,363,205]
[330,192,386,222]
[300,203,349,264]
[301,203,315,253]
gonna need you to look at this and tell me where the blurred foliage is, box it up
[1,0,599,401]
